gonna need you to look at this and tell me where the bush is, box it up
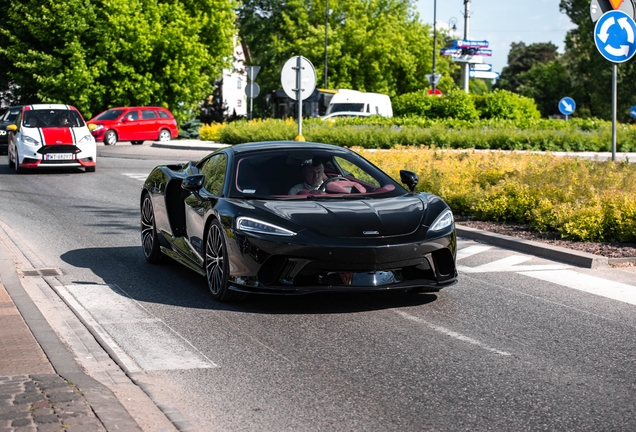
[357,147,636,243]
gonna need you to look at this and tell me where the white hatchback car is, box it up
[7,104,97,173]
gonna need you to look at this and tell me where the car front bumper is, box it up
[225,230,458,294]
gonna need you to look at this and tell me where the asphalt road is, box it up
[1,145,636,431]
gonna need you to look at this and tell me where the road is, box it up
[1,144,636,431]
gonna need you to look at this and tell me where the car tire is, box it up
[131,141,144,145]
[85,166,96,173]
[141,194,164,263]
[205,219,244,302]
[158,129,171,142]
[14,149,24,174]
[104,130,118,146]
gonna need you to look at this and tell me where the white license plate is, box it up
[45,153,74,160]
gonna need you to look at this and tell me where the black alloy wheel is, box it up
[141,194,163,263]
[104,130,118,146]
[205,219,243,302]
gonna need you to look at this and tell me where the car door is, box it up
[118,109,141,141]
[140,109,159,139]
[183,153,228,264]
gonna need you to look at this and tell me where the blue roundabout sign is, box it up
[594,10,636,63]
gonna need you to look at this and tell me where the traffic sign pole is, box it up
[612,63,617,161]
[295,56,304,141]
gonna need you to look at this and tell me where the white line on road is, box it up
[394,310,512,356]
[519,270,636,306]
[122,173,149,181]
[458,255,569,273]
[456,245,492,261]
[60,284,217,371]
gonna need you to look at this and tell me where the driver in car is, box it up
[289,158,328,194]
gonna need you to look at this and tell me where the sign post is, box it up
[593,8,636,161]
[245,66,261,120]
[281,56,317,141]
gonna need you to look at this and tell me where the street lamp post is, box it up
[432,0,438,94]
[324,0,329,89]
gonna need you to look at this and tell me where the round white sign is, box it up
[281,56,317,101]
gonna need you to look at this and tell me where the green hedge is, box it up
[202,117,636,153]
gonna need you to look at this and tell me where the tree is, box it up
[495,42,560,94]
[237,0,458,104]
[517,61,572,117]
[0,0,236,121]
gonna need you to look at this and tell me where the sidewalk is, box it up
[0,241,142,431]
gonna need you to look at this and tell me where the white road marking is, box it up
[394,310,512,356]
[458,254,569,273]
[122,173,148,181]
[456,245,492,261]
[59,284,217,371]
[519,270,636,306]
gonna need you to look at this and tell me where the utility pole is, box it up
[324,0,329,88]
[462,0,471,93]
[432,0,438,94]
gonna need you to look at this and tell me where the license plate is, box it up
[45,153,74,160]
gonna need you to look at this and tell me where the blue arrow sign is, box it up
[559,97,576,116]
[594,10,636,63]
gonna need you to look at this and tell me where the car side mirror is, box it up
[182,175,205,192]
[7,124,17,132]
[400,170,419,192]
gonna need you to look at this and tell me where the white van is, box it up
[324,90,393,118]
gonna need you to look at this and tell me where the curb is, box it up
[150,141,227,151]
[456,224,610,269]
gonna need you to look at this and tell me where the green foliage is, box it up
[179,118,202,139]
[393,89,539,121]
[495,42,560,94]
[474,89,541,120]
[237,0,458,102]
[0,0,236,122]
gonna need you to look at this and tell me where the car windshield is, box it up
[23,109,84,128]
[94,109,124,121]
[3,108,20,123]
[229,149,405,199]
[328,103,365,114]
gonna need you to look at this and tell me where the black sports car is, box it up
[141,141,457,301]
[0,106,22,154]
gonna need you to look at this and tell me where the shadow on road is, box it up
[60,246,439,315]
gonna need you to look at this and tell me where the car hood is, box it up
[255,196,426,238]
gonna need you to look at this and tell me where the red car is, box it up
[87,106,179,145]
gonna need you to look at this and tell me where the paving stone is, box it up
[11,417,32,427]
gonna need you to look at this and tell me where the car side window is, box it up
[142,110,158,120]
[158,111,170,119]
[126,111,139,121]
[200,154,227,196]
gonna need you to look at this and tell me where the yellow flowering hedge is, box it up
[358,147,636,242]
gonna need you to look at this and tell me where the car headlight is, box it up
[93,124,104,131]
[429,209,454,232]
[78,134,93,145]
[236,217,296,237]
[23,135,40,146]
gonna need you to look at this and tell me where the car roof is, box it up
[228,141,350,155]
[26,104,77,111]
